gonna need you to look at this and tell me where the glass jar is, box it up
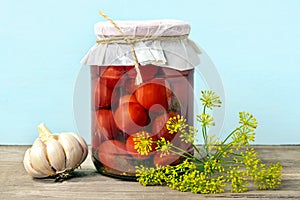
[82,20,200,179]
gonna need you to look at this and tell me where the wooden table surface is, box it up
[0,145,299,200]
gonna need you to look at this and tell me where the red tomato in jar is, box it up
[98,140,132,174]
[126,133,157,160]
[152,112,178,141]
[95,109,118,140]
[126,64,159,81]
[153,153,181,167]
[102,66,126,88]
[92,79,116,109]
[134,78,172,113]
[114,102,149,134]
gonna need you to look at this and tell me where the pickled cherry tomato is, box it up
[102,66,125,88]
[152,112,178,141]
[135,78,171,112]
[114,102,149,134]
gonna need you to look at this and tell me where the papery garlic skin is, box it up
[29,138,55,175]
[68,132,88,164]
[23,149,49,178]
[45,137,66,172]
[58,133,84,169]
[23,123,88,178]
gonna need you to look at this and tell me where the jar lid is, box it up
[94,20,190,37]
[82,19,200,71]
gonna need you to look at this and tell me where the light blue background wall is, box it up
[0,0,299,144]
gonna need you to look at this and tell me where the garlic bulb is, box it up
[23,123,88,179]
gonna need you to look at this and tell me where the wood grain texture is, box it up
[0,145,299,200]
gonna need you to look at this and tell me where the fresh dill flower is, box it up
[253,162,282,190]
[231,126,255,149]
[241,148,259,172]
[168,161,226,194]
[156,137,173,157]
[199,175,226,194]
[203,157,224,174]
[227,168,248,193]
[197,113,215,128]
[239,112,258,129]
[135,165,166,186]
[166,115,188,134]
[134,90,282,194]
[133,131,153,155]
[200,90,222,109]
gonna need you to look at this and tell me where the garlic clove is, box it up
[58,133,83,169]
[23,149,49,178]
[45,137,66,172]
[29,138,55,176]
[67,132,88,165]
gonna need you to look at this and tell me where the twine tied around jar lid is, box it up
[96,35,189,44]
[98,11,189,85]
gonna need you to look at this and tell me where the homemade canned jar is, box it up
[82,20,201,179]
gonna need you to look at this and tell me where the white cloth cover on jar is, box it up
[81,20,201,71]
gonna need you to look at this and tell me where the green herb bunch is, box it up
[134,90,282,194]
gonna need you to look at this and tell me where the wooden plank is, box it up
[0,145,299,200]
